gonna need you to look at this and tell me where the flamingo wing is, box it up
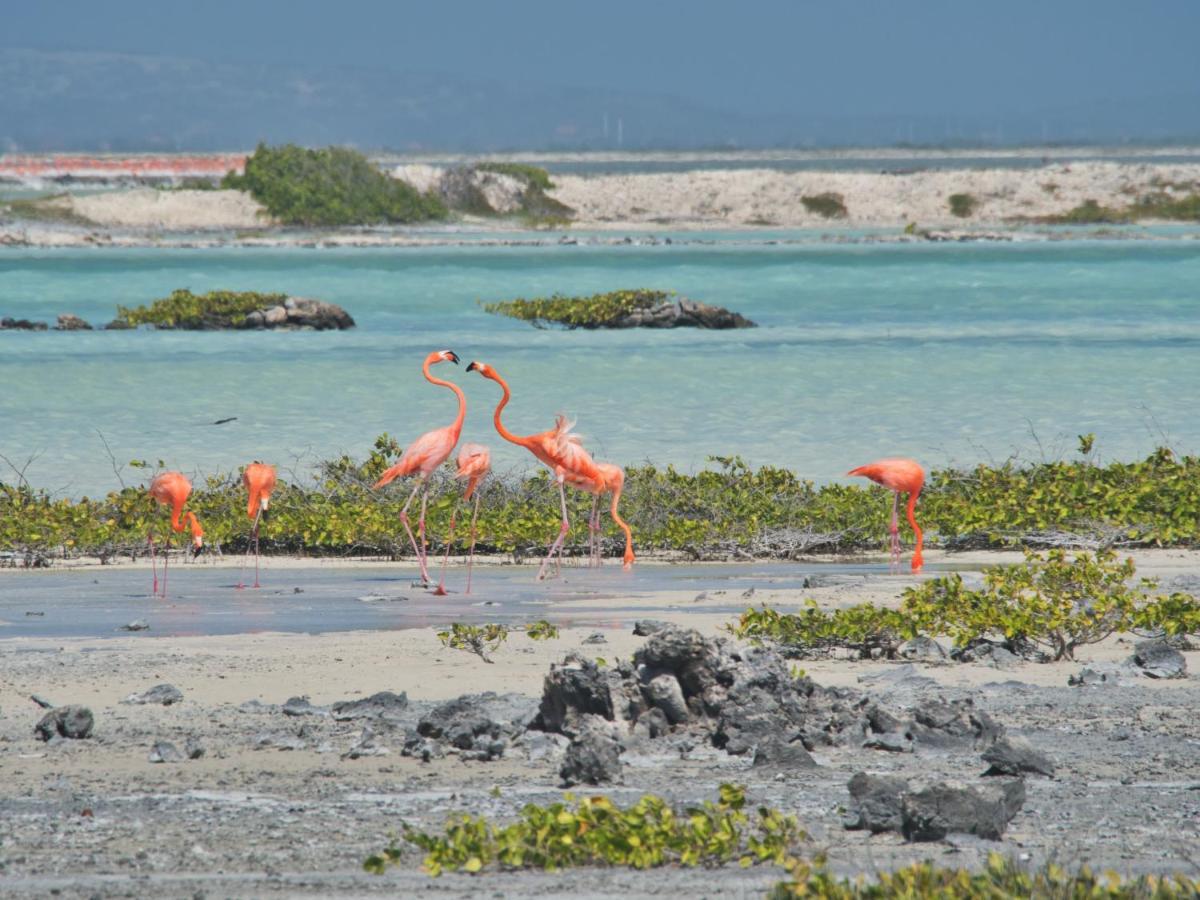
[374,425,460,488]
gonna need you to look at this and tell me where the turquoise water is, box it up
[2,237,1199,497]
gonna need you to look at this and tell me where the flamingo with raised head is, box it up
[374,350,465,586]
[466,360,618,579]
[238,462,276,589]
[847,457,925,573]
[148,471,204,598]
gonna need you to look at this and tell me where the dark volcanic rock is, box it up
[54,313,92,330]
[981,736,1055,778]
[560,715,622,786]
[148,740,184,763]
[282,696,324,717]
[1131,640,1187,679]
[330,690,408,722]
[910,697,1003,749]
[900,779,1026,841]
[240,297,354,331]
[897,636,948,662]
[406,692,537,762]
[535,655,619,735]
[1,316,48,331]
[845,772,910,833]
[123,683,183,706]
[615,298,756,329]
[35,705,94,741]
[632,619,672,636]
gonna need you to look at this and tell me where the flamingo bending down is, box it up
[238,462,276,589]
[466,360,609,579]
[148,471,204,598]
[374,350,465,587]
[440,442,491,594]
[847,457,925,573]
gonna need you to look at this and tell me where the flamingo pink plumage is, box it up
[147,470,204,598]
[374,350,465,586]
[237,462,276,589]
[847,457,925,573]
[445,442,491,594]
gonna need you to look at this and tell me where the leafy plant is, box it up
[730,602,909,659]
[948,192,979,218]
[223,143,446,226]
[113,289,288,329]
[800,192,848,219]
[770,853,1199,899]
[523,619,560,640]
[483,289,673,329]
[437,623,509,662]
[475,162,556,192]
[364,783,803,877]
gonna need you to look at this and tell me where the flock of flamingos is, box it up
[147,349,927,597]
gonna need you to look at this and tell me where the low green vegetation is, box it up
[222,143,446,226]
[10,443,1200,566]
[113,288,287,329]
[364,783,801,876]
[483,289,672,329]
[437,623,509,662]
[2,194,95,226]
[800,192,848,219]
[770,854,1199,899]
[523,619,560,640]
[948,192,979,218]
[1043,193,1200,225]
[731,550,1200,661]
[475,162,555,193]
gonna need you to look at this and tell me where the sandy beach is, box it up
[1,550,1197,897]
[4,160,1200,248]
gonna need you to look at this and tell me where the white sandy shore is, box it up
[4,161,1199,247]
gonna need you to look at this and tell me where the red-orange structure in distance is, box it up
[373,350,466,587]
[847,457,925,573]
[238,462,277,589]
[148,471,204,598]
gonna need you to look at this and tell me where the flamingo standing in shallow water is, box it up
[556,427,635,570]
[467,361,621,578]
[238,462,276,589]
[148,471,204,598]
[374,350,465,586]
[847,457,925,573]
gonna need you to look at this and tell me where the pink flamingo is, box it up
[148,471,204,598]
[557,428,635,570]
[237,462,276,589]
[439,442,491,594]
[467,361,616,579]
[847,457,925,573]
[374,350,465,586]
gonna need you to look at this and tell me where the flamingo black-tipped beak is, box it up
[466,361,479,372]
[446,351,460,365]
[192,543,205,558]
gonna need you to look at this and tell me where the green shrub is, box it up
[483,289,672,329]
[770,853,1199,899]
[1044,199,1129,224]
[113,288,287,329]
[948,193,978,218]
[475,162,555,192]
[523,619,560,640]
[436,623,509,662]
[223,143,446,226]
[800,192,848,219]
[364,783,802,876]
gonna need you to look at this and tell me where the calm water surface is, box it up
[1,237,1198,496]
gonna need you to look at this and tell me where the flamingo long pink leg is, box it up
[236,508,263,590]
[253,512,262,589]
[888,492,901,574]
[537,479,571,581]
[465,494,480,595]
[161,535,170,599]
[398,475,431,584]
[149,533,158,596]
[433,500,459,596]
[588,496,600,567]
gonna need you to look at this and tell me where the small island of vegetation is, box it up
[483,289,756,329]
[112,288,354,330]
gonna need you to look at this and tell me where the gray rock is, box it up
[514,730,570,763]
[343,727,390,760]
[54,314,92,331]
[632,619,671,636]
[0,317,48,331]
[35,705,94,741]
[1131,640,1187,679]
[535,655,617,734]
[751,738,817,769]
[560,716,622,786]
[981,736,1055,778]
[148,741,184,763]
[582,632,607,645]
[282,696,324,717]
[910,698,1003,749]
[845,772,910,833]
[643,672,689,725]
[119,620,150,632]
[1068,662,1138,686]
[857,664,937,690]
[900,779,1026,841]
[330,690,408,722]
[185,737,206,759]
[863,731,913,753]
[898,636,948,662]
[122,683,183,706]
[407,692,537,762]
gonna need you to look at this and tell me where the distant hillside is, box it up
[3,48,1199,152]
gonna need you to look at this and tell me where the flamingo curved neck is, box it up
[490,373,534,450]
[170,504,203,540]
[425,358,467,438]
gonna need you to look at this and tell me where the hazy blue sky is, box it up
[10,0,1200,118]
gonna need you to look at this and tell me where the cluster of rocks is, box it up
[237,297,355,331]
[1069,638,1188,686]
[1,314,93,331]
[610,297,756,329]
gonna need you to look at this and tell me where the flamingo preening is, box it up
[847,457,925,573]
[467,361,633,577]
[373,350,465,586]
[237,462,276,589]
[147,471,204,598]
